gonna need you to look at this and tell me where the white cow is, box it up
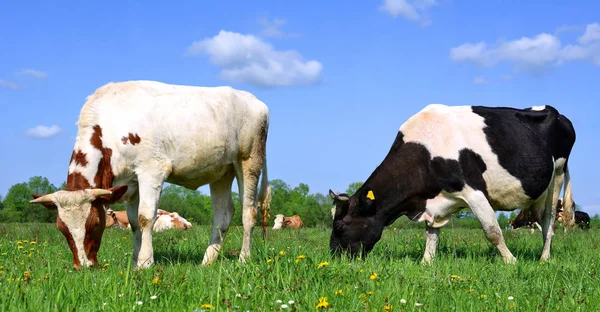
[30,80,271,270]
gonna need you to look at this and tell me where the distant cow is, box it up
[329,104,575,264]
[272,214,305,230]
[30,80,271,270]
[106,208,192,232]
[556,200,591,230]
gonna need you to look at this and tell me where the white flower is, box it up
[508,296,514,300]
[150,295,157,300]
[136,301,143,305]
[281,304,289,309]
[288,300,294,304]
[415,302,423,307]
[400,299,407,304]
[118,294,123,298]
[276,300,282,304]
[236,294,242,298]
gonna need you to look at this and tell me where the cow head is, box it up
[30,185,127,270]
[328,188,384,258]
[272,214,285,230]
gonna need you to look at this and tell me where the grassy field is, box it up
[0,222,599,311]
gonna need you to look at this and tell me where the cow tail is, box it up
[562,163,575,228]
[257,158,272,241]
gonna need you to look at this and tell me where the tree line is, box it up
[1,176,597,229]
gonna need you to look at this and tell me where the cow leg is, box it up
[463,187,516,264]
[129,175,164,269]
[235,144,267,264]
[422,225,440,264]
[202,170,235,265]
[540,180,556,261]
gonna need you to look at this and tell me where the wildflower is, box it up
[150,295,157,300]
[120,271,124,276]
[279,250,286,255]
[508,296,514,300]
[509,303,515,309]
[479,294,487,299]
[335,289,343,296]
[267,259,273,263]
[295,255,306,263]
[30,248,35,251]
[370,273,378,280]
[23,271,31,280]
[236,294,242,298]
[367,291,373,295]
[23,240,28,243]
[136,301,143,305]
[315,297,330,309]
[400,299,407,304]
[415,302,423,307]
[450,274,458,279]
[281,304,289,309]
[30,241,36,244]
[152,277,160,284]
[104,263,109,267]
[359,269,364,273]
[317,261,329,268]
[383,304,393,312]
[288,300,294,305]
[200,303,214,309]
[276,300,283,304]
[18,246,23,249]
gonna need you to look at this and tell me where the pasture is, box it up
[0,222,599,311]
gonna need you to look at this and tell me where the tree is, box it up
[1,176,58,222]
[345,182,363,195]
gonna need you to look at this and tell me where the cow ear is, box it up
[31,194,58,210]
[94,185,128,205]
[358,187,376,215]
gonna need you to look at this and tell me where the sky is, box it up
[1,0,599,216]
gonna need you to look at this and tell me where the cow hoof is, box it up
[504,256,517,264]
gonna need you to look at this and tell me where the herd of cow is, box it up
[28,80,590,271]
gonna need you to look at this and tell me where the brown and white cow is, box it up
[105,208,192,232]
[272,214,305,230]
[30,80,271,270]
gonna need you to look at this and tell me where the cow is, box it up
[556,200,591,230]
[106,208,192,232]
[329,104,576,264]
[272,214,305,230]
[29,80,271,270]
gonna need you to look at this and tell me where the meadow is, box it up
[0,222,599,311]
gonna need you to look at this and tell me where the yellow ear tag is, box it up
[366,190,375,200]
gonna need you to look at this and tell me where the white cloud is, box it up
[258,18,300,39]
[185,30,323,87]
[473,76,488,84]
[380,0,437,26]
[0,79,18,90]
[26,125,61,138]
[450,22,600,72]
[16,69,48,79]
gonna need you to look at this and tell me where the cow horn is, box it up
[30,194,55,204]
[338,194,349,202]
[92,189,112,197]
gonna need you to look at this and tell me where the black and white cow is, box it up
[329,104,576,264]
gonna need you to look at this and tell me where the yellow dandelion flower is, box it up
[317,261,329,268]
[183,238,187,241]
[315,297,330,309]
[104,263,109,267]
[370,273,378,280]
[479,294,487,299]
[30,248,35,251]
[152,277,160,284]
[383,304,393,312]
[359,293,367,299]
[30,241,36,245]
[279,250,286,255]
[120,271,124,276]
[296,255,306,261]
[467,289,474,293]
[450,274,458,278]
[367,291,373,295]
[335,289,343,296]
[23,271,31,279]
[359,269,364,273]
[23,240,28,243]
[17,246,23,249]
[267,258,273,263]
[200,303,214,309]
[17,241,22,244]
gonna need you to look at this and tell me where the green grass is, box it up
[0,223,599,311]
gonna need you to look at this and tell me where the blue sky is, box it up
[1,0,599,216]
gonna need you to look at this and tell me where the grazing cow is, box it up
[272,214,305,230]
[29,80,271,270]
[106,208,192,232]
[329,104,575,264]
[556,200,591,230]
